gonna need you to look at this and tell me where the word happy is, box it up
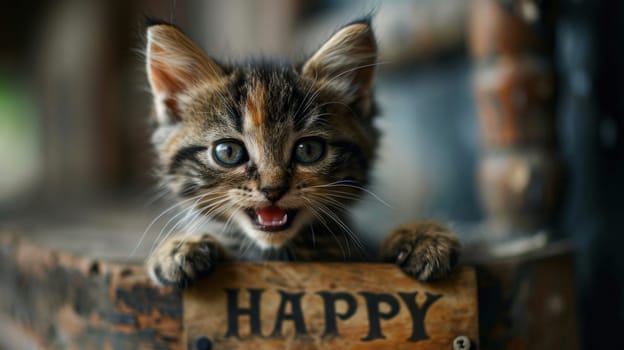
[223,288,442,342]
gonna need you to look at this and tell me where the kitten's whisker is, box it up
[168,199,234,254]
[145,187,173,207]
[300,196,346,260]
[151,194,230,253]
[178,210,212,241]
[151,205,197,253]
[306,193,354,213]
[153,200,211,252]
[300,186,365,204]
[191,196,233,224]
[183,197,235,237]
[314,201,364,256]
[132,191,220,257]
[187,198,239,239]
[220,204,242,236]
[182,214,208,237]
[328,61,391,82]
[303,190,351,206]
[302,194,366,257]
[310,182,392,208]
[317,192,362,202]
[315,61,392,96]
[171,201,238,251]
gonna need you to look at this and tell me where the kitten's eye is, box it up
[294,138,326,165]
[213,140,248,166]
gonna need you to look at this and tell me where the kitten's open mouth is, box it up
[244,206,298,232]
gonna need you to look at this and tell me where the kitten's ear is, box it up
[302,20,377,101]
[146,24,225,123]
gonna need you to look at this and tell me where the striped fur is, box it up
[144,19,459,287]
[146,20,377,253]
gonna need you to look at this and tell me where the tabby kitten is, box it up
[144,18,459,287]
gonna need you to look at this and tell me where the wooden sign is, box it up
[184,263,478,350]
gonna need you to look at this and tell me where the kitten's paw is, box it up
[381,222,460,282]
[146,234,224,288]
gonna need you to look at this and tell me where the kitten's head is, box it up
[145,19,379,248]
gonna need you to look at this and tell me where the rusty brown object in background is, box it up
[470,0,563,231]
[470,0,556,59]
[475,56,557,148]
[478,151,563,230]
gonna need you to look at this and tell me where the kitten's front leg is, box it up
[146,234,226,288]
[380,222,460,282]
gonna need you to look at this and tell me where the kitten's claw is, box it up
[381,222,460,282]
[146,234,224,288]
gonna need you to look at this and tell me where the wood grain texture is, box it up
[184,263,478,350]
[1,225,578,349]
[0,231,183,350]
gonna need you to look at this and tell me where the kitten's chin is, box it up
[249,230,298,249]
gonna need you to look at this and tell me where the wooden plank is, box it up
[184,263,478,350]
[0,231,184,350]
[2,227,478,349]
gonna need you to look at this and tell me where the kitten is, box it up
[143,18,459,287]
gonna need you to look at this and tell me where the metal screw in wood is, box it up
[453,335,471,350]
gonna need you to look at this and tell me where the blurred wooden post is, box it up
[468,2,579,349]
[470,0,563,233]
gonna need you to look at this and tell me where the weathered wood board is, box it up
[1,226,578,349]
[0,231,184,350]
[184,263,478,350]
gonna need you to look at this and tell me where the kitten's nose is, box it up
[260,185,288,202]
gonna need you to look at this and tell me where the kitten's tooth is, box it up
[254,209,288,227]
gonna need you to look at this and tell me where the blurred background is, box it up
[0,0,622,348]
